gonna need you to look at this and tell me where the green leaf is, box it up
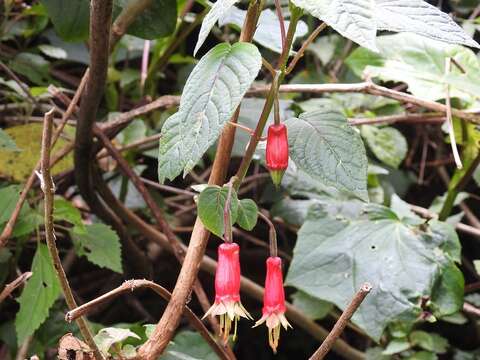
[15,243,61,345]
[291,291,333,320]
[194,0,239,55]
[0,185,21,224]
[346,33,480,102]
[405,351,437,360]
[53,197,86,234]
[382,338,411,355]
[286,215,458,340]
[113,0,177,40]
[40,0,90,41]
[197,185,238,237]
[158,42,261,183]
[285,107,368,201]
[162,331,219,360]
[410,331,449,354]
[94,327,140,355]
[72,223,123,273]
[375,0,479,49]
[9,53,50,85]
[361,125,407,168]
[218,7,308,55]
[38,44,67,59]
[236,199,258,231]
[291,0,378,51]
[430,264,464,317]
[0,129,20,152]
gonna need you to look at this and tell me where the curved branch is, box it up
[65,280,230,360]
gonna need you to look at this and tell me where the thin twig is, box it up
[0,60,37,104]
[65,280,230,360]
[273,0,286,55]
[248,82,480,123]
[445,58,463,169]
[286,23,327,74]
[0,272,32,304]
[464,302,480,317]
[348,113,445,126]
[40,109,103,360]
[309,283,373,360]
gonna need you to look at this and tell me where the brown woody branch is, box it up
[40,109,103,360]
[248,82,480,123]
[0,272,32,304]
[65,280,230,360]
[309,283,373,360]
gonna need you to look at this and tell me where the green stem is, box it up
[234,4,302,188]
[438,152,480,221]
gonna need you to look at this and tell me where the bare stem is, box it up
[0,272,32,304]
[273,0,286,54]
[65,280,230,360]
[286,22,327,74]
[223,177,237,243]
[445,58,463,169]
[309,283,373,360]
[40,108,103,360]
[257,212,277,258]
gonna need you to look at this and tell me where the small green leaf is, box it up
[163,331,219,360]
[361,125,407,168]
[410,331,449,354]
[158,42,261,183]
[0,185,21,224]
[405,351,437,360]
[72,223,123,273]
[53,197,86,234]
[194,0,239,55]
[94,327,140,355]
[15,243,61,345]
[38,44,67,59]
[291,291,333,320]
[382,338,411,355]
[0,129,20,152]
[430,264,464,317]
[236,199,258,231]
[285,107,368,201]
[113,0,177,40]
[197,186,239,237]
[40,0,90,41]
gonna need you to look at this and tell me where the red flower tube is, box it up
[266,123,289,187]
[254,256,291,353]
[203,243,252,340]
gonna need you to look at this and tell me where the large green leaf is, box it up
[0,185,20,224]
[72,223,123,273]
[194,0,239,55]
[292,0,378,51]
[375,0,479,49]
[346,33,480,102]
[236,198,258,231]
[15,243,61,345]
[361,125,407,168]
[285,107,368,201]
[197,185,239,237]
[113,0,177,40]
[40,0,90,41]
[158,42,261,183]
[286,209,461,340]
[291,0,478,51]
[53,197,86,234]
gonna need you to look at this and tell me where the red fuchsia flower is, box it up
[266,123,289,187]
[204,242,252,340]
[255,256,291,353]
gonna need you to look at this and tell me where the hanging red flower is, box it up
[204,242,252,340]
[266,123,289,187]
[255,256,291,353]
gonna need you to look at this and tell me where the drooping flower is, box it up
[255,256,291,353]
[204,242,252,341]
[266,123,289,187]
